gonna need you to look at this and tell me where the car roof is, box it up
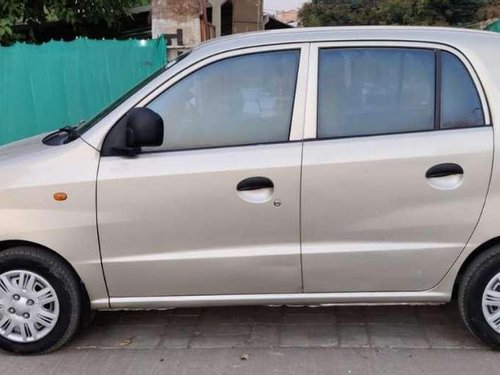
[188,26,500,60]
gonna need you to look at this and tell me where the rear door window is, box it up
[318,48,436,138]
[317,47,486,139]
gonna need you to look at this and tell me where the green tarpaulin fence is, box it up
[0,36,166,145]
[486,19,500,32]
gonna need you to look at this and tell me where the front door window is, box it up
[146,50,300,151]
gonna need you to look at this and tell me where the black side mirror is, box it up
[102,108,164,157]
[126,108,164,149]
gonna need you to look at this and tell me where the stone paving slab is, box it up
[2,303,498,375]
[1,347,500,375]
[65,302,486,350]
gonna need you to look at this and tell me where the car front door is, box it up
[301,42,494,292]
[97,45,309,297]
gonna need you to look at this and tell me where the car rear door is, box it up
[301,42,493,293]
[97,44,309,297]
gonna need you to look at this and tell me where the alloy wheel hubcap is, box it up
[0,270,59,343]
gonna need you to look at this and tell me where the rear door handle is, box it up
[426,163,464,179]
[237,177,274,191]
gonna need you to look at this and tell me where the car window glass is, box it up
[77,67,166,135]
[318,48,435,138]
[440,51,485,129]
[146,50,300,151]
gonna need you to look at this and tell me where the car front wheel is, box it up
[0,246,82,354]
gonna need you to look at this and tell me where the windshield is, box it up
[76,51,191,135]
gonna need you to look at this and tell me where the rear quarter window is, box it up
[440,51,485,129]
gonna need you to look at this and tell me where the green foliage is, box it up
[0,0,141,44]
[299,0,492,27]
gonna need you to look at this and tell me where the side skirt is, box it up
[91,291,451,310]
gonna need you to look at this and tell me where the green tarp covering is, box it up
[0,36,166,145]
[486,19,500,32]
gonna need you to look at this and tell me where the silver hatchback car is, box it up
[1,26,500,353]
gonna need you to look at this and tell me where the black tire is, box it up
[0,246,82,354]
[459,245,500,349]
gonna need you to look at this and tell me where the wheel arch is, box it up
[454,236,500,297]
[0,239,92,323]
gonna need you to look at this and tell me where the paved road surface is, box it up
[2,302,499,374]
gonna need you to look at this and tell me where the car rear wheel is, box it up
[0,246,81,354]
[459,245,500,349]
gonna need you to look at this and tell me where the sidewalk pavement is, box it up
[2,302,497,375]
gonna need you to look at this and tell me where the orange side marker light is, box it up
[53,192,68,201]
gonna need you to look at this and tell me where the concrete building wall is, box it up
[152,0,201,60]
[152,0,264,61]
[233,0,264,33]
[275,10,298,26]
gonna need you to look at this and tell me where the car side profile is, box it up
[1,26,500,353]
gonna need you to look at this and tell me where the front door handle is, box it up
[237,177,274,191]
[426,163,464,179]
